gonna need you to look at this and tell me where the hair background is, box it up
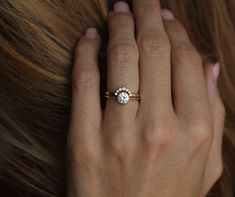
[0,0,235,196]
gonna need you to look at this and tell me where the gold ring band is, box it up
[105,87,140,105]
[105,92,140,99]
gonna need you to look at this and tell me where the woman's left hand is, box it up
[67,2,225,196]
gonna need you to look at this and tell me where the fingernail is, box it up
[162,9,175,20]
[113,1,129,13]
[212,62,220,83]
[85,27,97,39]
[207,62,220,102]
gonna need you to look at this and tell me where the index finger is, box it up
[69,28,102,138]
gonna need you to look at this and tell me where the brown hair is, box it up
[0,0,234,196]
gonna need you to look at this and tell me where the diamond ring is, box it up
[105,87,140,105]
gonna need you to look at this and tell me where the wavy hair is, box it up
[0,0,235,196]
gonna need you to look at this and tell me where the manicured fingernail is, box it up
[207,62,220,102]
[212,62,220,83]
[162,9,175,20]
[113,1,129,13]
[85,27,97,39]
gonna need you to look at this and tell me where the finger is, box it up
[162,9,211,123]
[201,63,225,196]
[133,0,173,116]
[105,1,139,124]
[69,28,102,139]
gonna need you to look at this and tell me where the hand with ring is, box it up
[67,1,225,196]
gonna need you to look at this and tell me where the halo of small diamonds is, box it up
[114,87,132,104]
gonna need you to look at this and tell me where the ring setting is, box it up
[105,87,140,105]
[114,87,131,104]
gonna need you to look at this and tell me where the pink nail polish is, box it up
[212,62,220,83]
[85,27,97,39]
[113,1,129,13]
[207,63,220,102]
[162,9,175,20]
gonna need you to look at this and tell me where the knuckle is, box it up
[138,31,170,56]
[173,42,202,66]
[75,41,94,56]
[135,1,160,13]
[189,119,213,149]
[109,13,133,27]
[108,42,138,63]
[72,67,99,90]
[143,120,174,152]
[108,131,133,162]
[168,21,186,35]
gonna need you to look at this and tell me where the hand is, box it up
[67,1,225,196]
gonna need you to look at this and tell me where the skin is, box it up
[67,0,225,196]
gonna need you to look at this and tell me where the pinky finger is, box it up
[69,28,102,137]
[201,62,226,196]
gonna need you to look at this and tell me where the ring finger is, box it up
[105,1,140,126]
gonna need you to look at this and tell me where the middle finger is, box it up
[133,0,173,116]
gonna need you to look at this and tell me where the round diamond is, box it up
[117,92,130,104]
